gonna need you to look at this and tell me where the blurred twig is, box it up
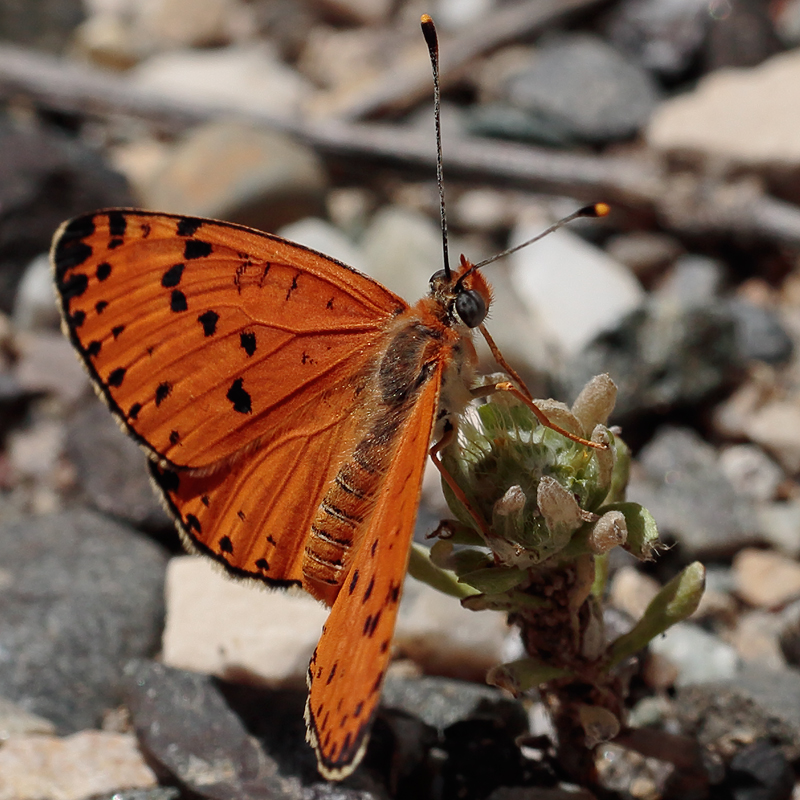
[320,0,610,120]
[2,42,800,248]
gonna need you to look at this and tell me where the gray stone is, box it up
[503,35,661,143]
[140,121,326,232]
[627,426,761,557]
[380,675,528,735]
[648,623,740,686]
[123,661,310,799]
[0,510,167,732]
[603,0,710,78]
[0,0,85,53]
[676,665,800,760]
[561,295,739,419]
[0,116,133,314]
[729,299,793,365]
[65,400,171,532]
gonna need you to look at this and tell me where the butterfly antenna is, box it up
[457,203,611,287]
[421,14,451,280]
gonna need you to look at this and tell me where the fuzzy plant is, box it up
[408,373,706,784]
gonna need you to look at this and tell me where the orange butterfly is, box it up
[51,16,607,780]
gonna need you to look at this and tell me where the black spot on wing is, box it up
[348,569,359,595]
[201,495,210,507]
[363,577,374,602]
[151,464,180,493]
[155,382,172,406]
[107,367,126,388]
[227,378,251,414]
[177,218,203,237]
[186,514,202,533]
[171,290,188,312]
[96,262,111,281]
[198,310,219,336]
[219,535,233,554]
[325,663,337,685]
[107,238,123,250]
[70,310,86,327]
[86,341,102,358]
[255,558,269,571]
[107,211,127,237]
[161,263,184,288]
[128,402,142,420]
[111,325,125,339]
[54,217,94,275]
[240,331,256,356]
[60,272,89,300]
[185,240,212,260]
[169,430,180,445]
[95,300,108,314]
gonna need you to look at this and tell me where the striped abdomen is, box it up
[302,319,443,605]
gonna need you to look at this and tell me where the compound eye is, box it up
[455,290,487,328]
[429,269,448,289]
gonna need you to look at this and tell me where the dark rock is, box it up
[0,0,85,53]
[705,0,784,71]
[500,35,661,144]
[675,665,800,761]
[124,661,307,800]
[778,603,800,667]
[92,791,181,800]
[627,426,760,558]
[65,399,173,534]
[730,299,793,365]
[0,117,133,314]
[0,510,167,731]
[561,298,739,420]
[726,740,794,800]
[465,103,577,148]
[380,675,528,736]
[603,0,710,80]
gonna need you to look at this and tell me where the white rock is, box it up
[164,556,509,685]
[394,576,510,681]
[719,444,783,502]
[733,547,800,609]
[133,0,254,48]
[12,254,60,332]
[748,400,800,473]
[509,218,644,357]
[609,566,660,620]
[0,731,156,800]
[757,500,800,559]
[648,48,800,166]
[278,218,368,274]
[360,205,443,300]
[163,556,326,684]
[130,44,311,119]
[648,623,739,686]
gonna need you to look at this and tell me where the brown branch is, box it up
[324,0,610,120]
[2,43,800,248]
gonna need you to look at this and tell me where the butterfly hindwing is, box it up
[305,366,441,779]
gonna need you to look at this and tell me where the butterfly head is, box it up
[429,255,492,329]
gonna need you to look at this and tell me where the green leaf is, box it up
[599,502,659,560]
[407,544,479,599]
[487,657,573,696]
[604,561,706,669]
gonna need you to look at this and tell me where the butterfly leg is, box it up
[429,422,491,537]
[479,324,533,401]
[473,380,608,451]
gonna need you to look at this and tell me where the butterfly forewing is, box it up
[305,367,441,779]
[52,210,406,471]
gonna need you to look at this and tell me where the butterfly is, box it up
[50,15,608,781]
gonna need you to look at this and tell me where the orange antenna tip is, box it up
[421,14,437,51]
[579,202,610,218]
